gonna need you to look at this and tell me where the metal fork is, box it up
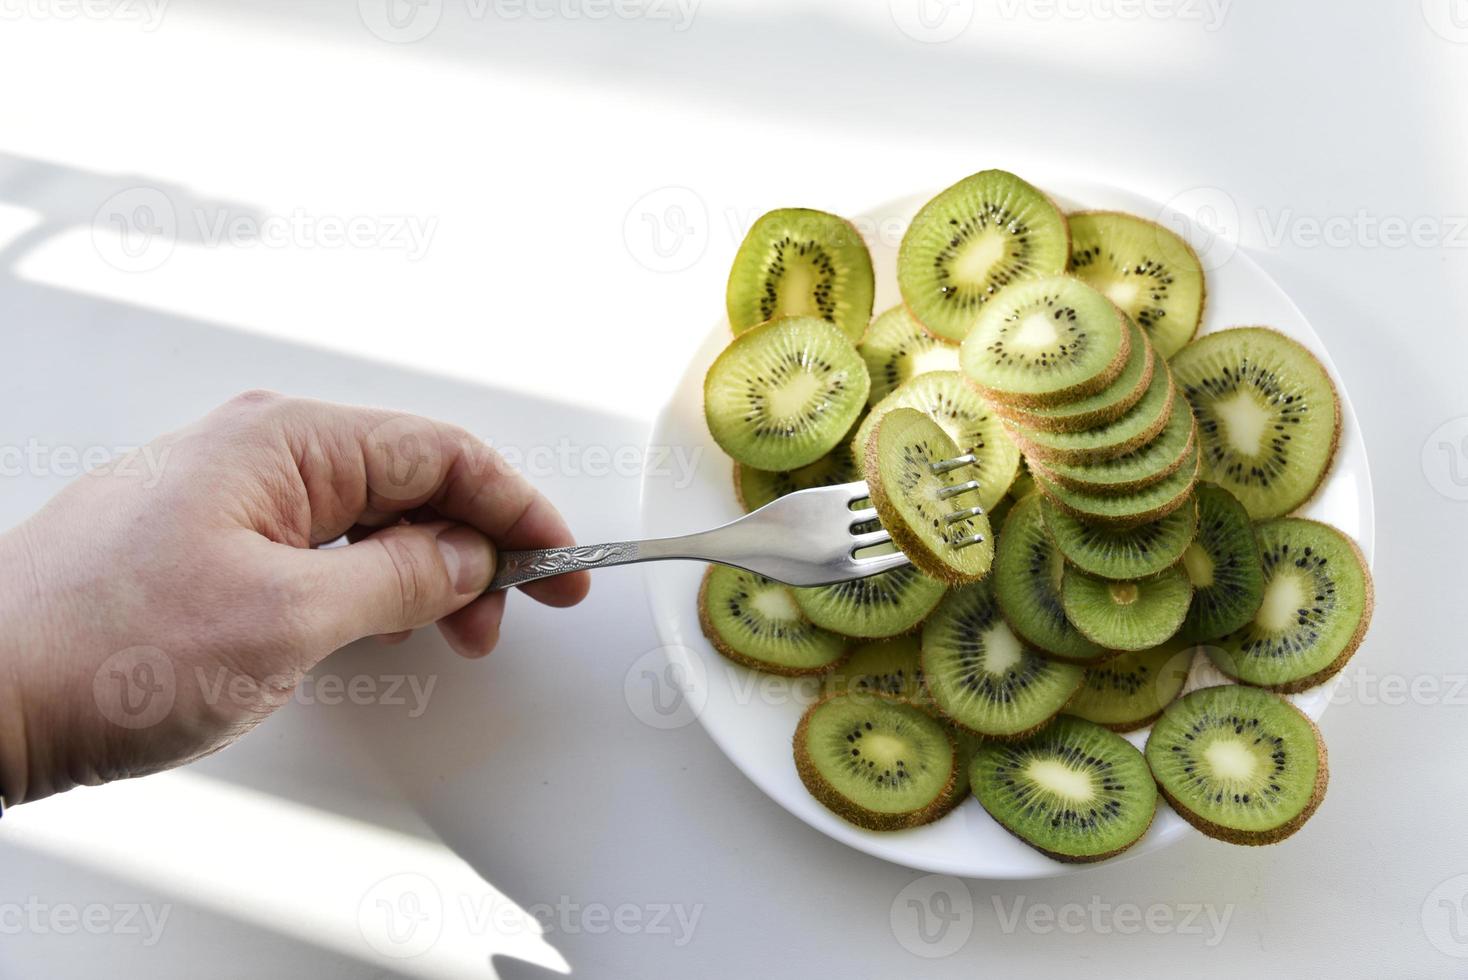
[487,455,984,592]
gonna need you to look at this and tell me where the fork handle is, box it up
[489,541,647,591]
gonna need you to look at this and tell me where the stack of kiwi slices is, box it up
[698,176,1373,862]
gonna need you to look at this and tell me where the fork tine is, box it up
[937,479,982,500]
[944,504,985,524]
[849,529,892,550]
[851,549,911,574]
[848,507,879,524]
[951,532,987,549]
[929,453,976,475]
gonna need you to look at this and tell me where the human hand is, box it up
[0,390,589,805]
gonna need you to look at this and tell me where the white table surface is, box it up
[1,2,1465,977]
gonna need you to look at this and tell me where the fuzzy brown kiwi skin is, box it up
[1028,412,1197,497]
[1153,691,1329,845]
[862,422,991,586]
[967,300,1132,410]
[697,567,851,678]
[990,328,1156,434]
[1003,363,1177,466]
[1035,450,1200,530]
[1206,520,1374,695]
[968,744,1158,863]
[793,691,959,831]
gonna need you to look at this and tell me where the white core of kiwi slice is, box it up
[704,315,870,471]
[1067,211,1206,359]
[1170,327,1340,521]
[897,170,1071,343]
[726,208,875,342]
[853,371,1022,511]
[698,566,848,676]
[995,318,1155,433]
[960,277,1129,407]
[1145,684,1327,845]
[864,407,994,584]
[859,305,961,407]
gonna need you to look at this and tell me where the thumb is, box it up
[302,521,497,644]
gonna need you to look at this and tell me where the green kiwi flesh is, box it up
[1204,518,1372,693]
[1036,444,1199,528]
[1067,641,1195,731]
[1177,483,1265,643]
[853,371,1021,511]
[726,208,874,341]
[920,581,1084,739]
[698,566,848,675]
[897,170,1070,343]
[793,564,947,639]
[991,493,1108,664]
[996,318,1154,433]
[1042,494,1199,581]
[864,408,994,584]
[827,635,926,701]
[1145,684,1327,845]
[1061,566,1194,652]
[1005,350,1174,465]
[734,437,859,512]
[960,276,1129,406]
[1067,211,1205,358]
[794,692,957,830]
[970,714,1158,862]
[1029,392,1197,494]
[704,315,870,471]
[859,305,961,406]
[1170,327,1340,520]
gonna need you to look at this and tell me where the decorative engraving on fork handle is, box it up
[494,542,642,589]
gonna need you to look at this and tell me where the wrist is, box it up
[0,525,36,806]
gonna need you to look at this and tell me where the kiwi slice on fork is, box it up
[793,565,947,640]
[960,276,1130,408]
[1146,684,1328,845]
[852,371,1021,511]
[795,691,958,831]
[726,208,875,341]
[1170,327,1340,520]
[863,408,994,584]
[1067,211,1206,358]
[699,566,849,676]
[897,170,1070,342]
[704,315,870,471]
[859,305,961,406]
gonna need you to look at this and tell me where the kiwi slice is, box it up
[704,316,870,471]
[827,635,926,701]
[859,305,961,406]
[934,728,983,818]
[1029,393,1197,495]
[996,318,1154,433]
[852,371,1021,511]
[960,277,1130,407]
[1170,327,1340,520]
[992,493,1108,664]
[1204,518,1372,693]
[864,408,994,584]
[726,209,875,342]
[1145,684,1327,845]
[733,435,859,512]
[897,170,1070,342]
[1068,641,1195,731]
[1061,566,1194,652]
[1042,494,1199,581]
[1035,445,1199,528]
[1005,352,1175,465]
[793,564,947,639]
[1177,483,1265,643]
[970,715,1158,862]
[921,582,1084,739]
[794,691,957,831]
[698,566,848,675]
[1067,211,1205,359]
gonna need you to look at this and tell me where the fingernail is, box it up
[436,526,495,594]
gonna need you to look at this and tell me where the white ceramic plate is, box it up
[639,179,1375,879]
